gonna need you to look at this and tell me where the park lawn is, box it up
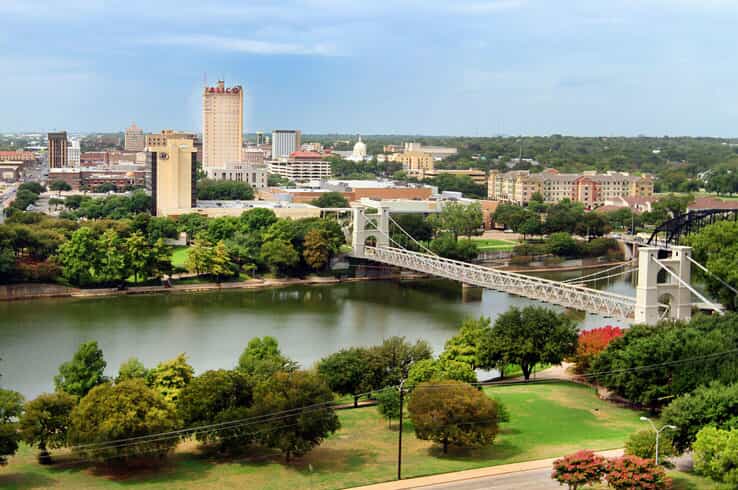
[171,246,190,269]
[0,382,645,490]
[471,238,517,251]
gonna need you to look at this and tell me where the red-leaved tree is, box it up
[606,455,672,490]
[551,450,607,489]
[574,325,624,373]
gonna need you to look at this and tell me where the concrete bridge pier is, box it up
[635,246,692,324]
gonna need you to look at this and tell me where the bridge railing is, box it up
[364,246,636,320]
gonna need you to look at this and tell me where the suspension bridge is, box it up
[347,206,727,325]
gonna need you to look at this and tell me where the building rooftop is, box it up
[196,200,317,209]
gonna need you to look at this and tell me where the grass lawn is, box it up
[0,382,646,490]
[171,246,190,269]
[471,238,517,251]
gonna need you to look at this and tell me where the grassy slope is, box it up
[470,238,517,251]
[0,382,650,490]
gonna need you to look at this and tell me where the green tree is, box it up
[68,380,179,461]
[574,212,611,238]
[54,340,107,397]
[176,213,208,242]
[210,240,234,281]
[125,231,150,284]
[303,228,331,270]
[441,317,494,369]
[693,427,738,486]
[252,371,340,461]
[20,392,76,464]
[116,357,149,382]
[239,208,277,233]
[197,179,254,200]
[260,238,299,275]
[185,234,214,276]
[480,306,578,381]
[0,388,24,465]
[661,381,738,452]
[408,380,499,454]
[176,369,254,449]
[238,336,297,379]
[546,232,579,257]
[49,180,72,195]
[56,227,99,286]
[97,229,128,284]
[146,353,194,405]
[406,358,477,392]
[432,201,483,241]
[374,388,401,428]
[311,192,349,208]
[317,348,370,407]
[367,336,433,388]
[685,220,738,310]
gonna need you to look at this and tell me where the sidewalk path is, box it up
[350,449,623,490]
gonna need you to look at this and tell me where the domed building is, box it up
[348,135,368,162]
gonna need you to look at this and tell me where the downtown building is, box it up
[202,80,243,169]
[124,122,145,151]
[271,130,301,159]
[145,133,197,216]
[47,132,69,168]
[488,169,654,208]
[268,151,332,182]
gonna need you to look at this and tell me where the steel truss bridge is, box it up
[361,246,637,321]
[647,208,738,246]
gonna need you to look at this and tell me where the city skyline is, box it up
[2,0,738,136]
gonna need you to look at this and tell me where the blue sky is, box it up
[2,0,738,136]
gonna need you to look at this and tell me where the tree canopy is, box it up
[54,340,107,398]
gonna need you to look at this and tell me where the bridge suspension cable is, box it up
[652,257,724,315]
[568,267,639,285]
[562,261,634,284]
[387,215,438,256]
[687,255,738,297]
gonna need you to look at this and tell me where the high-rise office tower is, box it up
[255,131,265,145]
[48,132,68,168]
[202,80,243,168]
[271,129,301,159]
[67,138,81,167]
[125,122,145,151]
[145,135,197,216]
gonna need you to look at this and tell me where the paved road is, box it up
[423,468,558,489]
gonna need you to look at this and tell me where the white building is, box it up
[346,136,368,162]
[271,130,301,159]
[205,162,268,189]
[268,151,332,182]
[67,138,80,168]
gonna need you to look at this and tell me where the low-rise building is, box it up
[268,151,332,182]
[0,151,36,164]
[397,151,434,175]
[421,168,487,185]
[488,169,653,208]
[0,162,22,182]
[205,162,268,189]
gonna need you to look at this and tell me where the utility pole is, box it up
[397,380,406,481]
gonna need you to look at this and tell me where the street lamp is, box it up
[640,417,677,465]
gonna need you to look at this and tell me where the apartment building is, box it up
[488,169,653,208]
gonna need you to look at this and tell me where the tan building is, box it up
[206,162,268,189]
[397,151,434,175]
[145,129,196,148]
[488,169,653,208]
[422,168,487,185]
[145,136,197,216]
[124,123,145,151]
[202,80,243,168]
[48,132,68,168]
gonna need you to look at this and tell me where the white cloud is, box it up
[142,34,339,56]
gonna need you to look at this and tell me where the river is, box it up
[0,270,636,398]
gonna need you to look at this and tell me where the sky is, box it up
[2,0,738,136]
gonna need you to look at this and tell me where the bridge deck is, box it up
[359,246,636,321]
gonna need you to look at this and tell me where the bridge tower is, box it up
[351,207,390,258]
[635,246,692,324]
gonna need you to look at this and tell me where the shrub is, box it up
[692,426,738,486]
[510,255,532,266]
[625,429,676,463]
[551,450,607,489]
[606,455,672,490]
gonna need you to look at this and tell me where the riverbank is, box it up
[0,271,431,302]
[0,259,632,302]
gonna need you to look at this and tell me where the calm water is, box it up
[0,272,636,398]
